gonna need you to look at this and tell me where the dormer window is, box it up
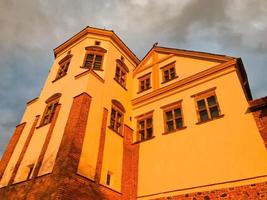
[82,46,107,71]
[161,61,177,83]
[138,73,151,93]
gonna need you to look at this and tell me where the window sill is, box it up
[133,136,155,145]
[162,126,187,135]
[137,87,152,94]
[36,122,51,129]
[161,76,178,84]
[108,126,123,138]
[113,78,127,91]
[195,114,224,125]
[80,66,104,71]
[52,74,67,83]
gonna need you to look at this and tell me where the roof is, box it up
[53,26,140,65]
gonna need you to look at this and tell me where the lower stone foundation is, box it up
[0,173,122,200]
[153,181,267,200]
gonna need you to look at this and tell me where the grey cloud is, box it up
[0,0,267,158]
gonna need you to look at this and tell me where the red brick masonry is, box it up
[152,181,267,200]
[0,122,26,180]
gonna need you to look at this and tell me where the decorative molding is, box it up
[111,99,126,113]
[132,59,236,106]
[116,59,129,72]
[85,45,107,53]
[45,93,62,104]
[58,54,73,65]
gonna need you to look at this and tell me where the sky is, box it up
[0,0,267,158]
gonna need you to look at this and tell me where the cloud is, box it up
[0,0,267,158]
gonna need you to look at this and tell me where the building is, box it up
[0,26,267,199]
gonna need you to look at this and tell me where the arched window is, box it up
[40,93,61,126]
[82,46,107,70]
[55,53,73,81]
[109,100,125,135]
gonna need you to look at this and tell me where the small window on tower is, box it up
[82,46,107,71]
[114,59,129,89]
[26,164,34,180]
[40,93,61,126]
[106,172,112,186]
[109,100,125,136]
[95,41,101,46]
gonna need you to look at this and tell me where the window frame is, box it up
[138,72,152,93]
[161,100,186,134]
[135,111,154,142]
[81,46,107,71]
[109,100,125,136]
[53,53,73,82]
[39,93,61,127]
[192,88,223,124]
[161,61,178,83]
[83,51,104,70]
[114,59,129,89]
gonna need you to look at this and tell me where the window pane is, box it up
[95,55,102,62]
[145,79,150,88]
[174,108,181,118]
[93,62,101,69]
[197,100,206,110]
[167,121,174,132]
[139,121,145,130]
[207,96,216,106]
[117,113,122,123]
[210,106,219,118]
[139,130,145,140]
[147,118,152,128]
[85,61,92,68]
[175,118,183,128]
[86,54,94,61]
[199,110,209,121]
[116,123,121,132]
[166,111,173,120]
[111,109,116,119]
[147,128,153,139]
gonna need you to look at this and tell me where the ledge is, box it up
[51,74,67,83]
[195,114,224,125]
[137,87,152,94]
[133,136,155,145]
[162,126,187,135]
[108,126,124,138]
[161,76,179,84]
[113,78,127,91]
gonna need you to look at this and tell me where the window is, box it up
[106,172,112,186]
[114,59,129,88]
[84,53,103,70]
[82,46,107,70]
[95,40,101,46]
[56,61,70,79]
[161,100,185,133]
[192,88,222,123]
[54,53,72,81]
[136,111,153,141]
[109,100,125,135]
[40,93,61,126]
[138,73,151,92]
[26,164,34,180]
[161,62,177,83]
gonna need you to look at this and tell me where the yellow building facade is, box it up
[1,26,267,199]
